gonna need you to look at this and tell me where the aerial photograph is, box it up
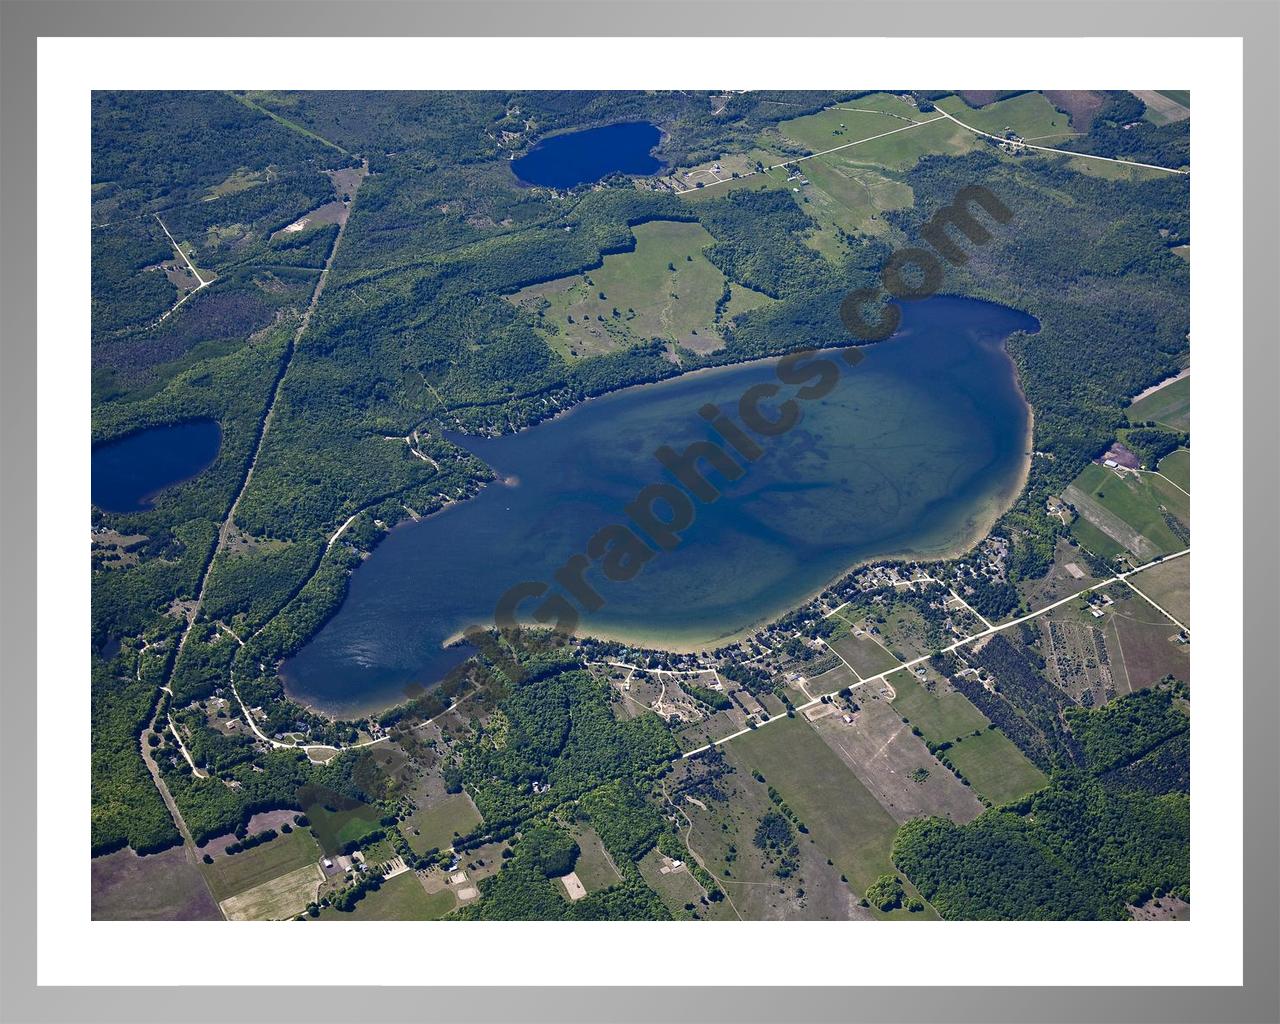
[89,89,1191,923]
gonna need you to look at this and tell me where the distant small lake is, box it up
[283,296,1039,718]
[92,419,221,513]
[511,121,663,188]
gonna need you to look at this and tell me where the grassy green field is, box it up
[1129,376,1190,431]
[871,604,943,661]
[568,824,622,892]
[403,793,483,855]
[939,92,1076,142]
[828,623,903,679]
[1065,463,1188,562]
[807,157,913,234]
[637,848,705,917]
[1065,155,1170,181]
[726,716,915,906]
[1157,449,1191,492]
[1069,514,1126,561]
[826,115,975,172]
[1144,470,1190,522]
[508,220,768,359]
[778,94,977,173]
[889,669,1046,805]
[777,98,920,151]
[1129,555,1191,627]
[889,669,989,743]
[201,827,324,902]
[1157,90,1191,108]
[944,730,1048,806]
[317,872,455,921]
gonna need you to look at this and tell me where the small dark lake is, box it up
[283,296,1039,718]
[511,121,663,188]
[91,419,221,513]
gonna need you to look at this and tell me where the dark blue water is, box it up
[92,419,222,513]
[511,121,663,188]
[282,296,1038,717]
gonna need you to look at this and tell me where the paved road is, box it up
[675,114,945,195]
[1122,576,1190,633]
[930,104,1189,175]
[683,548,1190,758]
[170,161,368,666]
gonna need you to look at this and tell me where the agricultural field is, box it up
[220,863,321,921]
[724,716,933,916]
[1040,90,1108,130]
[1099,583,1190,691]
[316,871,456,921]
[943,729,1048,806]
[938,92,1078,143]
[565,824,623,893]
[889,665,989,744]
[403,792,483,856]
[1129,375,1190,431]
[889,666,1046,805]
[678,749,874,921]
[1134,90,1191,125]
[794,156,914,240]
[806,685,984,824]
[1157,448,1191,492]
[507,220,770,360]
[775,95,923,152]
[825,623,903,679]
[1064,463,1189,563]
[1128,555,1191,629]
[92,845,222,921]
[1038,602,1122,705]
[200,826,325,903]
[780,94,977,172]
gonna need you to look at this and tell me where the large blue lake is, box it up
[511,121,663,188]
[282,296,1038,717]
[92,419,221,513]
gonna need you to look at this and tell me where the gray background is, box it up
[1,1,1276,1021]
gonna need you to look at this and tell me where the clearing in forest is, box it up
[507,220,770,360]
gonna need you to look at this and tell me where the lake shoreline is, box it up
[481,375,1036,657]
[282,296,1038,720]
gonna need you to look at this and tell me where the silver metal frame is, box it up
[2,2,1275,1020]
